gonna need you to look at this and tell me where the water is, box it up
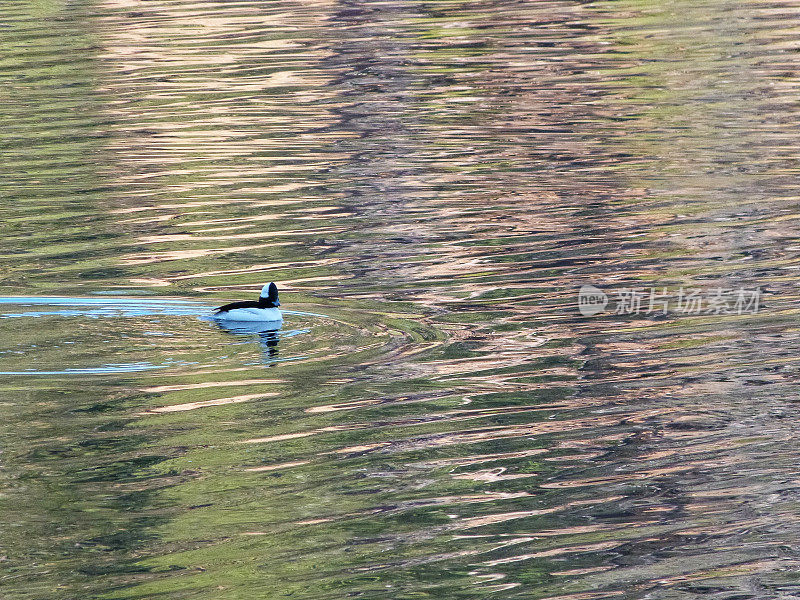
[2,0,800,598]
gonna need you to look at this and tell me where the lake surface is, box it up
[3,0,800,598]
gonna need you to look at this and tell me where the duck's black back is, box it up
[214,300,260,313]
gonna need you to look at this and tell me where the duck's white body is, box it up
[213,283,284,323]
[215,307,282,322]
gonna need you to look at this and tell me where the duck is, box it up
[213,282,283,323]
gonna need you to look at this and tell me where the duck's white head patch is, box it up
[260,282,280,304]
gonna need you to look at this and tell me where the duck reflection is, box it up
[213,319,282,363]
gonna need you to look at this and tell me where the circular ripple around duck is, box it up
[0,297,375,376]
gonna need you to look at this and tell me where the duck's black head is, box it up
[258,282,281,308]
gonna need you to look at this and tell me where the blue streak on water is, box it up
[0,297,204,305]
[0,361,195,376]
[0,296,208,318]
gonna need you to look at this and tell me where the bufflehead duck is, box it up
[213,282,283,323]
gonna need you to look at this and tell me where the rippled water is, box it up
[3,0,800,598]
